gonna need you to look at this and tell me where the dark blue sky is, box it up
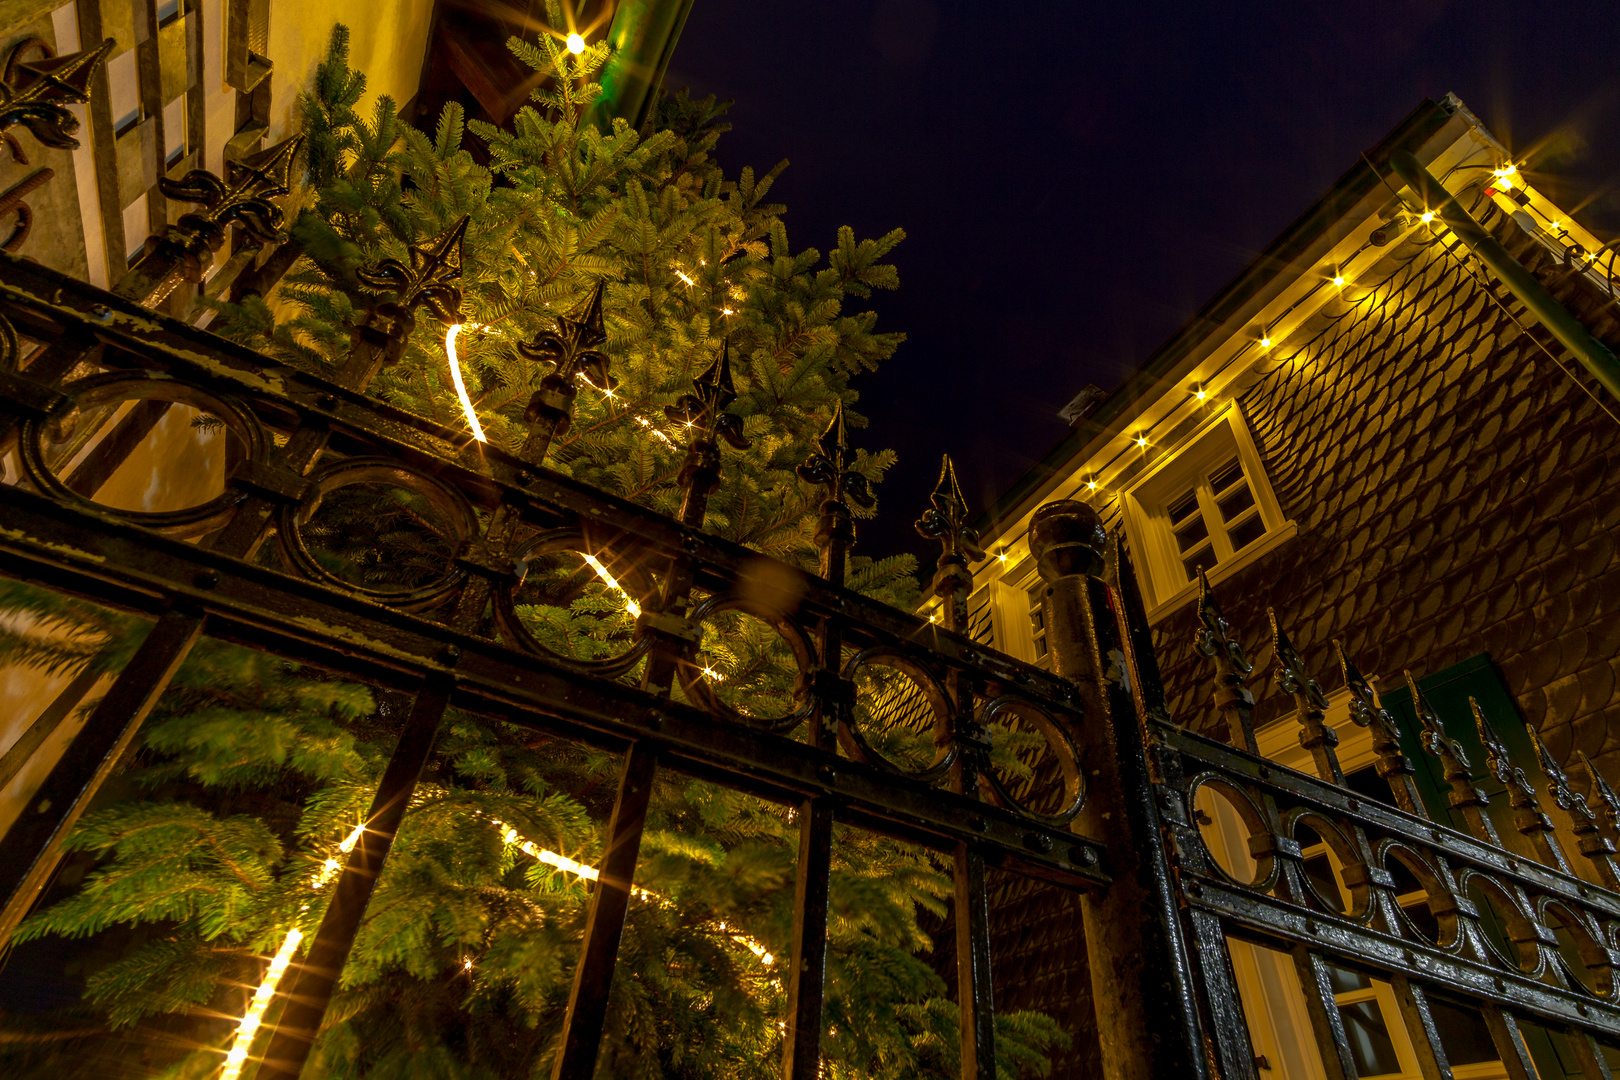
[666,0,1620,564]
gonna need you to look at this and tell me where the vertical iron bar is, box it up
[257,679,453,1080]
[1292,948,1357,1080]
[1029,502,1205,1080]
[0,608,203,944]
[782,409,858,1080]
[953,840,995,1080]
[1480,1007,1539,1080]
[1389,974,1455,1080]
[782,797,833,1080]
[1569,1028,1618,1080]
[552,740,658,1080]
[1186,910,1261,1080]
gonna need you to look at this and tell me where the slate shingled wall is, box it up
[982,199,1620,1079]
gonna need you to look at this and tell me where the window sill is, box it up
[1144,519,1298,624]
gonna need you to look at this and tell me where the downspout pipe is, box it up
[1390,150,1620,405]
[586,0,697,131]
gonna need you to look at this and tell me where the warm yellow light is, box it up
[581,553,642,618]
[1086,480,1097,491]
[566,33,585,54]
[444,325,487,443]
[1260,335,1271,348]
[220,928,305,1080]
[996,552,1008,563]
[675,270,694,286]
[701,665,726,682]
[1332,275,1345,288]
[1135,434,1148,448]
[1420,211,1434,223]
[1550,220,1561,230]
[1195,388,1207,400]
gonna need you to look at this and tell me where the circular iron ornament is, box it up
[1184,772,1279,891]
[1375,839,1459,949]
[278,457,473,611]
[491,528,654,678]
[975,695,1085,827]
[1537,897,1615,998]
[838,645,957,785]
[1282,808,1372,921]
[678,594,816,733]
[1456,869,1544,976]
[18,370,267,537]
[0,310,19,374]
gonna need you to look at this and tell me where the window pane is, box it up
[1174,517,1209,552]
[1210,458,1245,493]
[1338,1000,1403,1076]
[1167,490,1201,525]
[1181,547,1217,583]
[1428,998,1497,1066]
[1325,964,1373,995]
[1216,482,1254,521]
[1228,514,1266,552]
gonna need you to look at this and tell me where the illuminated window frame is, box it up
[1120,403,1296,622]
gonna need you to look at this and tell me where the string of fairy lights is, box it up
[976,150,1619,577]
[221,805,771,1075]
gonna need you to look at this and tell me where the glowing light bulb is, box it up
[1086,480,1097,491]
[1550,221,1561,230]
[676,270,694,286]
[996,552,1008,563]
[701,665,726,682]
[566,33,585,54]
[1195,388,1207,400]
[1135,434,1148,448]
[1332,275,1345,288]
[1420,210,1435,224]
[444,325,487,443]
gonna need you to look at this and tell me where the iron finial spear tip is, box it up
[693,336,737,399]
[931,453,967,514]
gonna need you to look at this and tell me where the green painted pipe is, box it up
[1389,150,1620,405]
[586,0,697,131]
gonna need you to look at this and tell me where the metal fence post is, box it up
[1028,500,1206,1080]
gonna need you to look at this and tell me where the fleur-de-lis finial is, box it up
[1336,643,1423,814]
[1194,568,1253,676]
[1579,751,1620,835]
[796,401,875,510]
[915,454,986,564]
[665,338,751,450]
[519,279,611,390]
[1406,671,1468,771]
[0,38,112,150]
[1193,569,1258,752]
[357,215,470,326]
[1269,610,1328,710]
[1525,723,1598,821]
[1472,698,1532,795]
[1473,698,1569,870]
[159,135,303,248]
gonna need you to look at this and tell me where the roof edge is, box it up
[974,97,1457,539]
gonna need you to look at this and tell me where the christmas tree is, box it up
[0,14,1066,1078]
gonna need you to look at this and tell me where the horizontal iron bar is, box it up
[0,253,1075,708]
[1156,723,1620,918]
[1187,871,1620,1037]
[0,484,1108,888]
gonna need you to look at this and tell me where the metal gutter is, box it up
[974,98,1456,539]
[1389,150,1620,405]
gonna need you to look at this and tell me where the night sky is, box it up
[665,1,1620,567]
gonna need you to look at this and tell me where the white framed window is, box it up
[1121,403,1296,621]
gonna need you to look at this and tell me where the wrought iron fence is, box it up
[0,176,1107,1078]
[1026,497,1620,1080]
[1,60,1617,1080]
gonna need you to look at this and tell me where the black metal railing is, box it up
[0,226,1104,1079]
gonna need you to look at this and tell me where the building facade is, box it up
[962,96,1620,1079]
